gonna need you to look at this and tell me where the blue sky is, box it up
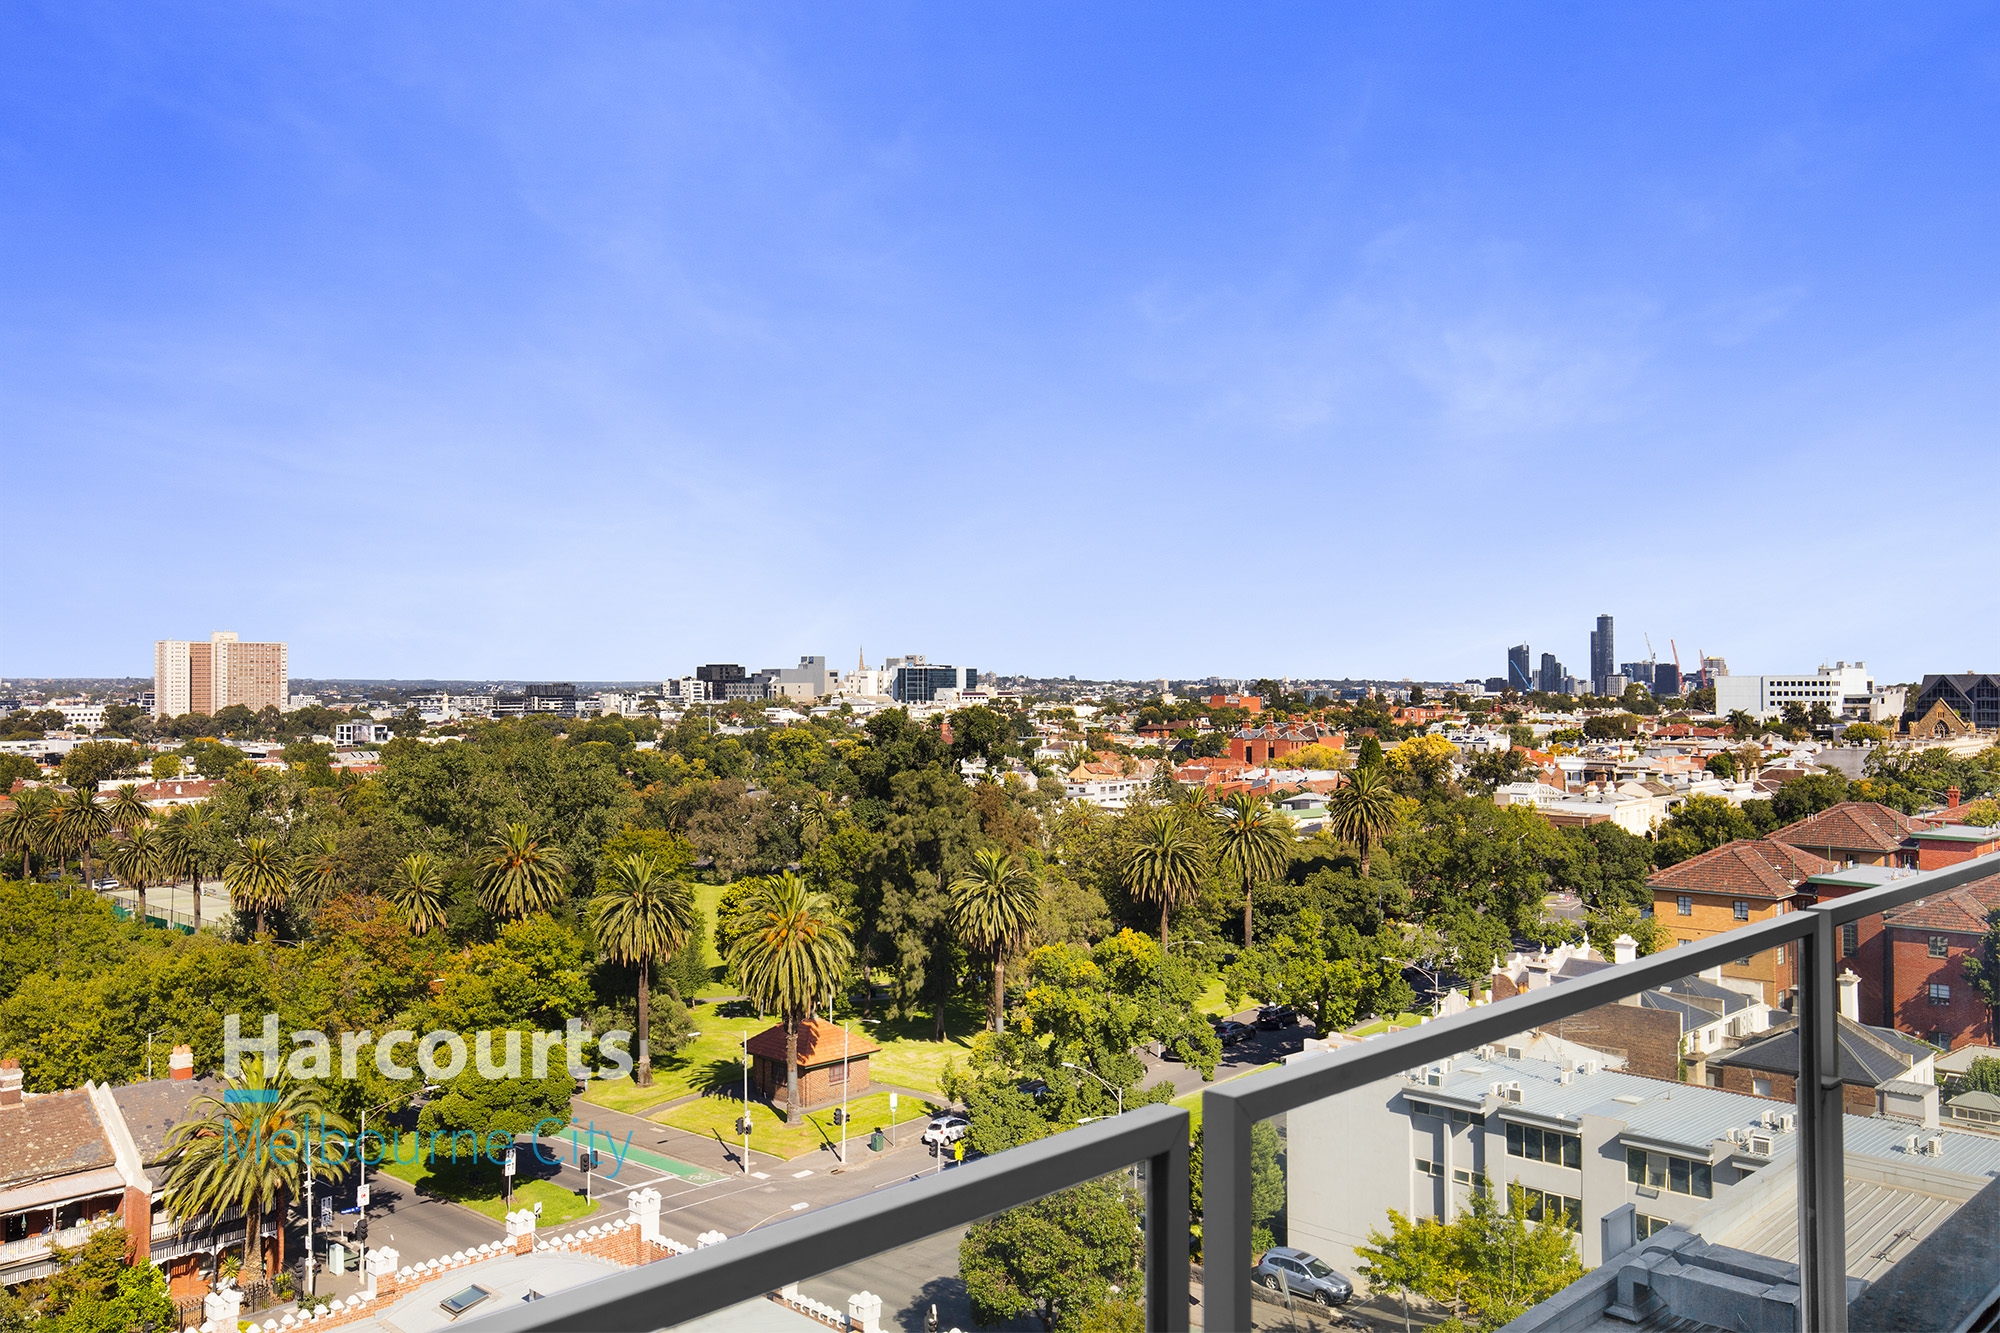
[4,5,1997,684]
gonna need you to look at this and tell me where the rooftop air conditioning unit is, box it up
[1581,1059,1600,1077]
[1760,1109,1778,1129]
[1506,1081,1523,1103]
[1427,1072,1443,1087]
[1558,1070,1573,1085]
[1906,1134,1920,1154]
[1505,1045,1524,1060]
[1927,1136,1944,1157]
[1477,1045,1495,1060]
[1751,1134,1773,1155]
[1781,1114,1796,1133]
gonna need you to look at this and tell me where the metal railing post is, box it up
[1147,1127,1190,1331]
[1201,1091,1255,1333]
[1798,907,1848,1332]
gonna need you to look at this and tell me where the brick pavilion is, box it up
[745,1019,880,1112]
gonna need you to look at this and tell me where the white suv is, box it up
[920,1113,969,1147]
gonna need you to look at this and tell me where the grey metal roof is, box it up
[1948,1090,2000,1113]
[1915,825,2000,843]
[1807,864,1905,889]
[1708,1016,1929,1086]
[1723,1175,1961,1283]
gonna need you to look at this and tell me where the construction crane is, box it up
[1644,632,1656,663]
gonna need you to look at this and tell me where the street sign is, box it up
[356,1184,369,1207]
[503,1148,516,1177]
[320,1197,332,1227]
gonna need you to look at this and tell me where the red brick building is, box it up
[746,1019,880,1112]
[1907,824,2000,871]
[1229,723,1345,767]
[1878,877,2000,1050]
[1650,839,1829,1006]
[1206,694,1263,714]
[1770,801,1919,869]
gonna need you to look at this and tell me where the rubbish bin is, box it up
[328,1242,346,1275]
[869,1130,885,1153]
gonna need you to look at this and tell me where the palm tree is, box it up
[726,871,852,1114]
[591,851,698,1086]
[1726,709,1759,739]
[106,782,151,834]
[1216,792,1293,948]
[476,824,568,919]
[107,824,167,926]
[52,786,112,887]
[289,832,344,915]
[386,852,449,936]
[224,836,292,936]
[799,790,835,844]
[1327,765,1398,878]
[0,786,53,879]
[157,806,213,931]
[1123,810,1208,951]
[949,848,1042,1033]
[163,1057,351,1284]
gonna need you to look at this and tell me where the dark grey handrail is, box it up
[1203,846,2000,1333]
[457,1102,1189,1333]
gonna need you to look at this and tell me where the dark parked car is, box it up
[1255,1247,1353,1306]
[1214,1020,1254,1046]
[1016,1078,1051,1101]
[1255,1005,1299,1030]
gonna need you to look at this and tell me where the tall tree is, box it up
[223,836,292,936]
[107,823,166,926]
[0,785,53,879]
[1122,810,1208,950]
[1328,765,1397,878]
[158,805,218,932]
[726,871,852,1114]
[591,850,698,1086]
[52,787,112,888]
[105,783,150,837]
[949,847,1043,1033]
[1216,792,1292,947]
[959,1178,1144,1333]
[163,1058,352,1283]
[386,852,448,936]
[289,832,345,917]
[477,823,569,919]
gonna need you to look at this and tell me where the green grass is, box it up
[580,993,979,1114]
[652,1089,939,1161]
[373,1133,600,1227]
[1346,1011,1429,1037]
[1193,976,1241,1018]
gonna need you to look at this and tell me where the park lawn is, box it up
[1193,977,1240,1018]
[1346,1012,1430,1038]
[652,1090,940,1162]
[374,1133,599,1227]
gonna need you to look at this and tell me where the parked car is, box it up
[1016,1078,1051,1101]
[920,1113,970,1147]
[1255,1247,1353,1306]
[91,878,119,890]
[1255,1005,1299,1030]
[1214,1020,1254,1046]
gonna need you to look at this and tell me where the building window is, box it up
[1636,1214,1670,1240]
[1930,983,1952,1006]
[1841,923,1858,957]
[1415,1158,1444,1178]
[1626,1147,1712,1198]
[1733,900,1750,921]
[1677,895,1693,916]
[1930,935,1951,959]
[1753,1076,1773,1097]
[1507,1123,1582,1168]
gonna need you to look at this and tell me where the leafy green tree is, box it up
[31,1227,175,1333]
[1123,810,1208,949]
[950,847,1043,1033]
[1653,794,1757,867]
[0,753,38,794]
[964,1081,1051,1157]
[1959,908,2000,1026]
[149,754,181,781]
[1224,910,1414,1035]
[1357,1207,1451,1333]
[1328,765,1398,878]
[726,871,852,1113]
[58,742,146,792]
[477,823,569,920]
[1019,930,1221,1084]
[163,1058,352,1281]
[1961,1055,2000,1096]
[416,1052,576,1141]
[223,836,292,936]
[386,851,448,935]
[1359,1183,1585,1333]
[1704,752,1737,780]
[1555,822,1654,914]
[959,1178,1144,1333]
[592,850,697,1085]
[1216,793,1292,948]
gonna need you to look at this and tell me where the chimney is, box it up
[169,1045,194,1081]
[1838,969,1860,1023]
[1612,934,1639,966]
[0,1058,19,1109]
[1949,785,1962,811]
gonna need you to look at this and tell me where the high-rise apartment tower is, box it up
[1508,644,1533,692]
[153,632,289,718]
[1588,614,1615,695]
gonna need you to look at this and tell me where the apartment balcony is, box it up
[452,849,2000,1332]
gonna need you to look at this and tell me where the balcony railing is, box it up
[455,848,2000,1332]
[0,1215,119,1268]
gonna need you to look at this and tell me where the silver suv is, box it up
[1254,1246,1352,1306]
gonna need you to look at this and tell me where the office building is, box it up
[694,664,747,696]
[1508,644,1532,692]
[153,632,288,718]
[1654,663,1683,696]
[1588,614,1614,696]
[887,656,976,705]
[1714,663,1874,721]
[1536,653,1563,694]
[1620,660,1655,689]
[1700,655,1728,689]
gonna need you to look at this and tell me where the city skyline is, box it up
[4,7,1999,681]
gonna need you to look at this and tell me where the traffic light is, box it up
[736,1118,752,1137]
[832,1108,846,1125]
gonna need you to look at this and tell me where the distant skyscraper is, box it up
[153,631,288,718]
[1589,614,1615,695]
[1537,653,1563,693]
[1507,644,1532,692]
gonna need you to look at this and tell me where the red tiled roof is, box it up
[1883,876,2000,934]
[1770,802,1917,857]
[1649,838,1834,900]
[744,1019,881,1067]
[0,1087,115,1190]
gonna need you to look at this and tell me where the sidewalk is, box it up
[569,1087,941,1184]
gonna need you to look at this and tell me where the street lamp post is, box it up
[740,1030,752,1175]
[1061,1061,1124,1118]
[355,1083,438,1278]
